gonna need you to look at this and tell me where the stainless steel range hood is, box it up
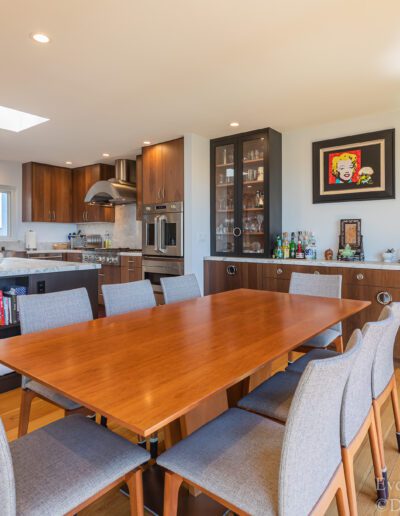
[84,159,136,205]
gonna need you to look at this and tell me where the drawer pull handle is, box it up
[276,268,283,275]
[314,271,320,275]
[376,291,392,305]
[226,265,237,276]
[356,273,364,281]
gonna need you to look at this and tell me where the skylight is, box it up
[0,106,49,133]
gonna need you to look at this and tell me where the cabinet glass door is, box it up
[214,143,236,254]
[241,136,265,255]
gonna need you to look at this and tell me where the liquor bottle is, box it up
[289,232,296,259]
[310,232,317,260]
[282,232,290,259]
[276,235,283,259]
[296,239,304,259]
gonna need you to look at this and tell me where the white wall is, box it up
[283,110,400,260]
[0,160,76,246]
[184,134,210,292]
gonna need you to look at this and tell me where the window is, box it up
[0,186,15,239]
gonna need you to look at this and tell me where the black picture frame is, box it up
[312,129,395,203]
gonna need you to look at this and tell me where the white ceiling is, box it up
[1,0,400,166]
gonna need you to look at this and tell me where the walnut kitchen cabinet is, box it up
[135,155,143,221]
[142,137,184,204]
[120,256,142,283]
[72,164,115,223]
[204,259,400,361]
[22,162,72,222]
[98,265,121,305]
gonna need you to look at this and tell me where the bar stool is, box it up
[157,330,363,516]
[160,274,201,304]
[18,288,94,437]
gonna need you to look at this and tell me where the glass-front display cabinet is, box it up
[210,128,282,257]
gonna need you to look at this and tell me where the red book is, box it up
[0,291,5,326]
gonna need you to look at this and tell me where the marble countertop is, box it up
[204,256,400,270]
[24,249,142,256]
[0,258,101,277]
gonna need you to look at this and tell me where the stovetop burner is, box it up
[81,248,142,265]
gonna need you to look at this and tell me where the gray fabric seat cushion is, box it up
[237,371,302,422]
[25,380,81,410]
[158,408,283,516]
[301,328,341,349]
[10,414,150,516]
[286,349,338,374]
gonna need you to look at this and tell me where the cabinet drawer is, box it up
[263,264,333,280]
[342,268,400,288]
[120,256,142,269]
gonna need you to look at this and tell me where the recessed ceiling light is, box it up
[65,161,72,165]
[230,122,239,127]
[0,105,49,133]
[102,153,110,157]
[143,141,151,145]
[31,33,51,44]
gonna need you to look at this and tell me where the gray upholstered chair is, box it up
[102,279,156,316]
[102,279,157,456]
[0,414,149,516]
[157,330,363,516]
[160,274,201,304]
[239,312,395,507]
[372,303,400,491]
[288,272,344,354]
[18,288,94,437]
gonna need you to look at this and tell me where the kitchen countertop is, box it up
[24,249,143,256]
[0,258,101,277]
[204,256,400,271]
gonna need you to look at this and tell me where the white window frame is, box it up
[0,185,16,240]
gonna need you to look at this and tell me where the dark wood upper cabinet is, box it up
[142,137,184,205]
[72,164,115,223]
[135,155,143,221]
[210,128,282,258]
[22,162,72,223]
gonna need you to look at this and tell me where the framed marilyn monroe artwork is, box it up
[312,129,395,203]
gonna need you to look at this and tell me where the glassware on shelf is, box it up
[256,214,264,233]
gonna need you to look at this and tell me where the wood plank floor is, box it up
[1,359,400,515]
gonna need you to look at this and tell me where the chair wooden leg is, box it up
[18,389,36,437]
[368,417,386,501]
[336,464,350,516]
[288,351,295,363]
[334,335,344,353]
[125,469,144,516]
[137,434,147,450]
[163,471,183,516]
[373,400,386,471]
[390,377,400,451]
[341,447,357,516]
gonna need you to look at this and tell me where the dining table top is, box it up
[0,289,370,436]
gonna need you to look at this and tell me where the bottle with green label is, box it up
[289,232,296,259]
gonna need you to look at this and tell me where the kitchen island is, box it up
[0,257,100,392]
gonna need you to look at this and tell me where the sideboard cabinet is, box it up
[204,260,400,360]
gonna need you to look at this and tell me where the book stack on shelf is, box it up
[0,286,27,326]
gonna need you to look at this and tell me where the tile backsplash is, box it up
[77,204,142,249]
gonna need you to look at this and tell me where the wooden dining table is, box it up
[0,289,369,439]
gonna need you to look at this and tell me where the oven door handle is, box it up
[158,215,167,254]
[154,216,160,252]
